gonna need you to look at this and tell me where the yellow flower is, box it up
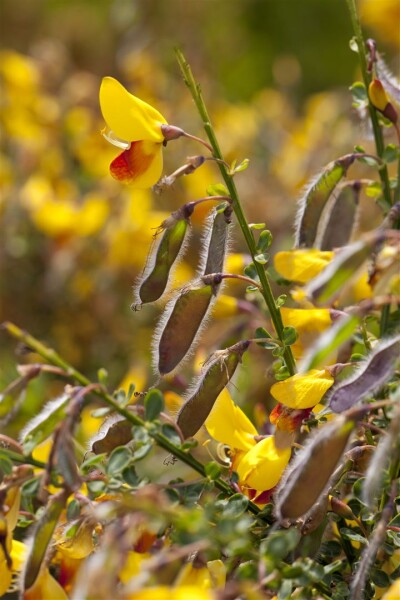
[125,587,215,600]
[99,76,167,188]
[236,436,291,491]
[274,249,333,284]
[281,307,332,359]
[175,560,226,589]
[381,577,400,600]
[205,389,291,496]
[270,369,334,410]
[24,566,69,600]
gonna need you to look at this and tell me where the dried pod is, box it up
[201,204,232,276]
[155,274,222,375]
[177,340,250,438]
[275,414,356,521]
[295,154,356,248]
[328,334,400,413]
[135,205,193,305]
[91,416,133,454]
[316,181,361,251]
[305,231,383,306]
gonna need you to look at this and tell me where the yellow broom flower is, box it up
[270,369,334,410]
[99,76,167,188]
[274,249,333,284]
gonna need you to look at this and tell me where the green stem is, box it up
[346,0,392,211]
[2,322,262,517]
[175,48,296,376]
[0,448,46,469]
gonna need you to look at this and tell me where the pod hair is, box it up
[176,340,250,438]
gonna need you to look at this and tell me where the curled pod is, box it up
[155,273,222,375]
[177,340,250,438]
[135,204,194,305]
[201,204,232,276]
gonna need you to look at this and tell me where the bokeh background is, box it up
[1,0,399,428]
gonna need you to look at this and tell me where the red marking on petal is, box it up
[270,404,312,432]
[253,487,275,505]
[110,141,155,183]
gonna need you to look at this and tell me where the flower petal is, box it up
[237,436,291,491]
[274,249,333,284]
[110,140,163,188]
[281,307,332,359]
[99,77,166,143]
[205,388,257,452]
[270,369,334,410]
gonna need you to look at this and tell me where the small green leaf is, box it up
[282,326,298,346]
[106,447,132,475]
[0,455,13,476]
[66,499,81,521]
[275,294,287,308]
[350,82,367,107]
[382,144,399,164]
[371,570,391,588]
[144,389,164,421]
[257,229,273,252]
[244,262,258,281]
[205,461,222,480]
[97,368,108,385]
[339,527,367,545]
[223,494,249,517]
[206,183,229,197]
[248,223,266,230]
[230,158,250,175]
[161,424,181,446]
[254,252,269,265]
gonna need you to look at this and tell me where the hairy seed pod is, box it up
[316,181,361,251]
[295,154,356,248]
[276,415,356,521]
[136,205,193,305]
[328,333,400,412]
[155,274,222,375]
[201,205,232,275]
[91,417,133,454]
[177,340,250,438]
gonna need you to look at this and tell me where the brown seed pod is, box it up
[200,204,232,276]
[295,154,356,248]
[177,340,250,438]
[134,204,193,306]
[275,414,356,521]
[154,274,222,375]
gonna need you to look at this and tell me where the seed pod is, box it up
[155,274,222,375]
[295,154,356,248]
[275,414,356,521]
[316,181,361,251]
[177,340,250,438]
[328,334,400,413]
[201,205,232,276]
[91,416,133,454]
[135,204,193,305]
